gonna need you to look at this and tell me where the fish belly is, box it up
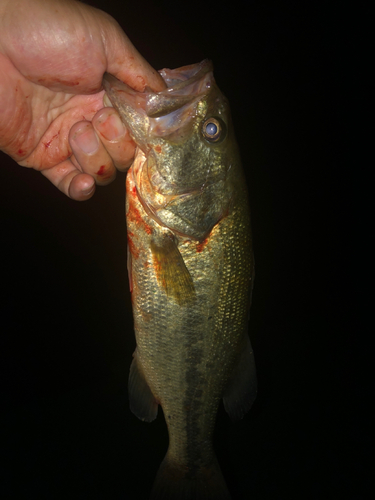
[126,162,253,500]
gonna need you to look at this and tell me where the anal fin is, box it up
[223,334,257,421]
[128,349,158,422]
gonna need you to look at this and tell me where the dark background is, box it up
[0,1,368,499]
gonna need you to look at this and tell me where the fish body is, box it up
[103,60,256,499]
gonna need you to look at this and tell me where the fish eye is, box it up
[202,117,224,142]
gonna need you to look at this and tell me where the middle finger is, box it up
[69,120,116,185]
[92,107,135,172]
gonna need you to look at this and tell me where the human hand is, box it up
[0,0,165,200]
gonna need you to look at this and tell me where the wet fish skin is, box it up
[103,60,256,500]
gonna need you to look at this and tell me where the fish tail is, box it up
[150,453,232,500]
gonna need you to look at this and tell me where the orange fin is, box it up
[151,234,196,306]
[150,453,232,500]
[128,350,158,422]
[223,334,257,421]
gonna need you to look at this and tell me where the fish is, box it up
[103,60,256,500]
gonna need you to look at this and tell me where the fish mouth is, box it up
[102,60,214,147]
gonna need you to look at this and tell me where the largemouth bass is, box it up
[103,60,256,500]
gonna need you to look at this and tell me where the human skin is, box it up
[0,0,165,200]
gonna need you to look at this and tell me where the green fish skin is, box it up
[103,60,256,500]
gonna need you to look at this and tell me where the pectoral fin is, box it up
[223,334,257,421]
[151,234,196,306]
[128,349,158,422]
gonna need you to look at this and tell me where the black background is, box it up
[0,1,368,499]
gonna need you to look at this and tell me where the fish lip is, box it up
[102,60,214,143]
[102,73,147,114]
[102,60,213,117]
[153,59,213,96]
[147,59,213,118]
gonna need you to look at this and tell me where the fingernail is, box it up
[73,125,99,154]
[82,183,95,196]
[96,112,125,141]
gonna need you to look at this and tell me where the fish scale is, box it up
[103,60,256,499]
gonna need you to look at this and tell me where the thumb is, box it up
[101,15,166,92]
